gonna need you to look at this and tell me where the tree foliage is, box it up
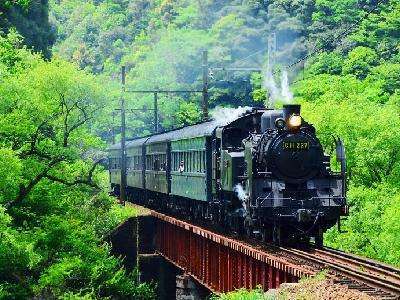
[291,0,400,266]
[0,0,55,58]
[0,32,154,299]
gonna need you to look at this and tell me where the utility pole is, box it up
[267,33,277,71]
[111,110,116,144]
[153,89,159,133]
[120,66,127,205]
[202,50,209,121]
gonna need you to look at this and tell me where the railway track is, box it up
[279,246,400,299]
[131,203,400,299]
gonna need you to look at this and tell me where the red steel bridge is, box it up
[147,209,400,299]
[153,211,308,292]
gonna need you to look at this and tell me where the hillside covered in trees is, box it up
[0,0,400,298]
[0,2,154,299]
[49,0,400,266]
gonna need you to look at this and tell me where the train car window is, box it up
[160,154,166,171]
[153,158,160,171]
[146,155,152,170]
[126,157,131,170]
[198,151,202,172]
[179,160,185,173]
[193,152,195,172]
[195,151,198,172]
[203,151,206,172]
[179,152,183,171]
[194,152,196,172]
[192,152,195,172]
[202,151,206,172]
[200,151,203,172]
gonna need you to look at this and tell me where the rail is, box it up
[279,246,400,299]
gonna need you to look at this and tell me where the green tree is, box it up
[0,0,55,58]
[0,33,154,298]
[342,46,378,79]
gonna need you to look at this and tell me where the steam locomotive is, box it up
[108,104,348,246]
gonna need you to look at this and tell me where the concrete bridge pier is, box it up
[176,274,207,300]
[108,215,211,299]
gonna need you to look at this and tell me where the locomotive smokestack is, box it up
[283,104,301,121]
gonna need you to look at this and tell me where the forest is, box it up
[1,0,400,298]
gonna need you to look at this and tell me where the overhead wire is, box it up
[210,0,386,86]
[222,0,385,74]
[231,46,269,67]
[278,0,386,75]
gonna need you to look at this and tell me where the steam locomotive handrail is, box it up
[257,196,346,209]
[308,196,346,207]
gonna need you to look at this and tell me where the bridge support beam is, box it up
[153,211,313,294]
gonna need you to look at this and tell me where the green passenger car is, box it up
[170,136,208,201]
[126,143,144,189]
[108,148,121,185]
[145,141,169,194]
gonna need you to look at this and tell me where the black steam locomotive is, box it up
[108,104,348,246]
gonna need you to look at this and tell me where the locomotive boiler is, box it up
[108,104,348,246]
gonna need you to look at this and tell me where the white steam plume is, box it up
[281,70,293,103]
[211,106,252,125]
[263,66,293,105]
[264,69,280,102]
[234,184,248,211]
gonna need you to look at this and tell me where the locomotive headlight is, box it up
[288,114,302,129]
[275,118,286,129]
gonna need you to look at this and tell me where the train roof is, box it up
[108,108,266,150]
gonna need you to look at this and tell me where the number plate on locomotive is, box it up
[283,141,310,150]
